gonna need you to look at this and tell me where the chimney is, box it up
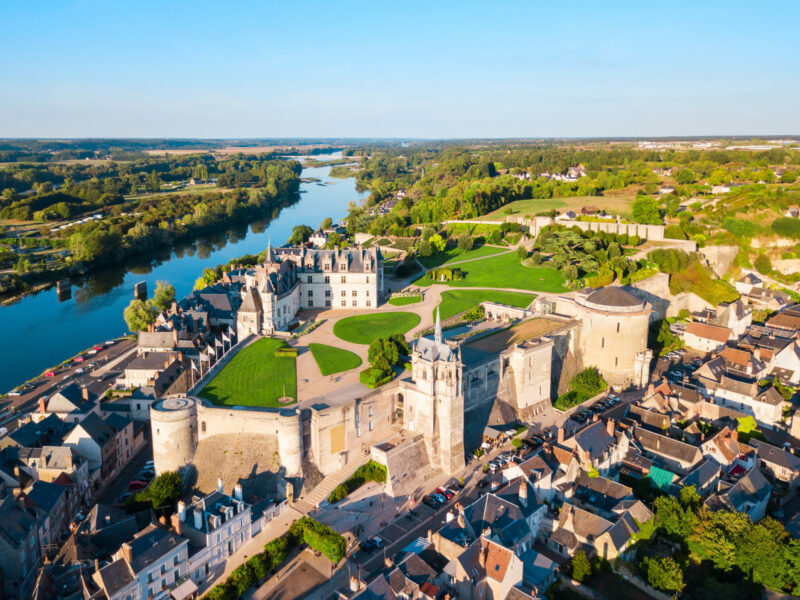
[172,329,178,346]
[592,412,598,422]
[38,397,46,413]
[94,558,100,573]
[218,477,224,493]
[177,500,187,521]
[171,301,178,314]
[754,348,762,361]
[147,323,155,333]
[171,512,182,536]
[234,483,243,501]
[349,576,361,592]
[194,508,203,530]
[647,383,655,395]
[384,555,394,569]
[607,419,615,437]
[427,528,433,542]
[557,427,565,443]
[519,481,528,507]
[82,387,89,402]
[65,452,73,469]
[120,543,132,564]
[731,429,738,442]
[477,541,486,568]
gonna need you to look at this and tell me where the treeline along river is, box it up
[0,154,366,392]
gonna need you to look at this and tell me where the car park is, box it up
[422,495,440,508]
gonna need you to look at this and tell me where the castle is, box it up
[233,245,383,336]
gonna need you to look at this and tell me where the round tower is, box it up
[150,396,198,475]
[276,409,302,475]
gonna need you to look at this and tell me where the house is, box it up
[750,439,800,489]
[718,346,768,379]
[747,287,791,311]
[93,525,190,600]
[137,330,178,355]
[33,384,99,424]
[172,482,252,593]
[560,420,628,475]
[445,536,523,600]
[0,496,41,600]
[0,414,66,450]
[708,467,772,521]
[766,311,800,334]
[785,207,799,218]
[62,413,117,488]
[712,300,753,337]
[580,205,599,216]
[678,457,722,497]
[503,452,554,501]
[683,321,732,352]
[16,445,90,504]
[566,166,586,181]
[105,413,135,472]
[658,185,676,195]
[519,549,558,597]
[22,479,69,550]
[713,378,784,430]
[566,471,633,519]
[712,184,732,194]
[633,427,702,475]
[550,503,636,561]
[700,427,741,467]
[735,273,763,296]
[555,210,578,221]
[309,229,327,248]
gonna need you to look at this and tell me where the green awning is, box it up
[648,466,676,491]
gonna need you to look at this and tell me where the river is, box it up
[0,153,367,393]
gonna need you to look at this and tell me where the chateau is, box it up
[234,245,383,336]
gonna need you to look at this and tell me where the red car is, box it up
[436,487,454,500]
[45,371,56,377]
[128,480,147,491]
[74,356,85,363]
[93,345,104,351]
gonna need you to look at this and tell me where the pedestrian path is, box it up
[301,453,371,509]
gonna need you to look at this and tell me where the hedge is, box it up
[274,347,298,357]
[360,367,393,389]
[328,460,387,504]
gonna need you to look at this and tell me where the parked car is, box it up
[436,487,454,500]
[128,480,147,491]
[118,491,132,503]
[74,356,85,363]
[139,471,155,481]
[45,371,56,377]
[422,495,440,508]
[105,340,116,346]
[144,460,155,469]
[360,539,376,552]
[93,345,104,351]
[87,349,97,356]
[433,492,447,504]
[75,368,86,375]
[477,478,490,489]
[369,536,385,549]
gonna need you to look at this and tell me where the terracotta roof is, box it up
[720,347,752,367]
[685,321,732,343]
[767,313,800,331]
[483,537,513,581]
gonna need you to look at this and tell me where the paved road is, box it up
[97,439,154,506]
[1,336,136,420]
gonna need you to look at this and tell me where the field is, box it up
[414,252,569,293]
[333,311,421,344]
[465,318,564,353]
[418,244,506,269]
[476,194,637,220]
[198,337,297,407]
[388,295,422,306]
[437,289,536,320]
[308,343,362,375]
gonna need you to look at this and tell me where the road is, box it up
[97,438,154,506]
[1,336,136,422]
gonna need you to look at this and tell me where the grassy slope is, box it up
[388,295,422,306]
[418,244,506,269]
[199,337,297,407]
[414,252,569,293]
[333,311,421,345]
[308,343,362,375]
[476,194,637,220]
[437,289,536,320]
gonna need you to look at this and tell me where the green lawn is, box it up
[308,343,362,375]
[418,244,506,269]
[388,295,422,306]
[414,252,569,293]
[198,337,297,407]
[333,311,421,345]
[437,289,536,320]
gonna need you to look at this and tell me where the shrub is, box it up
[516,245,528,260]
[772,217,800,239]
[586,267,614,287]
[511,438,523,448]
[569,550,593,582]
[664,224,687,240]
[457,233,473,251]
[229,564,255,597]
[290,517,346,563]
[328,460,388,504]
[570,367,607,397]
[274,346,298,357]
[360,367,392,388]
[754,253,772,274]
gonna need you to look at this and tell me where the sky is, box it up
[2,1,799,139]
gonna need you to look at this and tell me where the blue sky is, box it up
[2,1,799,138]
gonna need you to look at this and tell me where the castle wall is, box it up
[529,216,668,241]
[628,273,712,320]
[580,307,650,387]
[151,397,198,475]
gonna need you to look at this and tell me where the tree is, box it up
[569,550,592,582]
[675,168,696,184]
[146,470,182,509]
[146,170,161,193]
[457,233,473,251]
[123,299,157,332]
[429,234,446,253]
[569,367,607,396]
[489,229,502,244]
[754,253,772,275]
[631,197,662,225]
[288,224,313,245]
[152,280,176,312]
[321,216,333,230]
[563,264,578,281]
[418,239,432,257]
[529,251,542,265]
[194,267,219,290]
[780,170,797,184]
[679,484,702,510]
[516,245,528,260]
[641,556,685,594]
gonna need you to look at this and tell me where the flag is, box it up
[215,338,223,349]
[191,360,199,371]
[222,332,230,344]
[199,350,209,362]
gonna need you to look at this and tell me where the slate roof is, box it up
[125,524,186,573]
[719,467,772,512]
[239,286,262,313]
[137,331,175,350]
[104,413,131,433]
[0,495,37,547]
[584,287,644,308]
[573,472,632,511]
[634,428,702,466]
[96,559,135,597]
[750,440,800,472]
[48,383,93,413]
[75,413,115,447]
[26,480,66,513]
[569,421,615,461]
[6,414,65,448]
[679,458,722,493]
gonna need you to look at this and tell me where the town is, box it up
[1,178,800,600]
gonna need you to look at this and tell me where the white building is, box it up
[713,377,785,429]
[172,481,252,594]
[683,321,732,353]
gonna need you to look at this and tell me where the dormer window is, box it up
[339,262,347,271]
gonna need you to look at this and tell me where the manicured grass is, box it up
[308,343,362,376]
[333,311,421,345]
[476,194,637,220]
[418,244,506,269]
[437,289,536,320]
[198,337,297,407]
[414,252,569,293]
[388,295,422,306]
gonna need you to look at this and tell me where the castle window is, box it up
[352,290,357,297]
[352,300,357,307]
[601,337,605,348]
[366,276,369,283]
[366,300,371,307]
[366,290,369,297]
[339,263,347,271]
[615,357,619,366]
[341,290,346,297]
[341,276,346,283]
[325,300,331,307]
[341,300,346,307]
[616,322,620,333]
[324,275,330,283]
[324,263,331,270]
[307,276,312,283]
[325,290,331,297]
[201,421,206,432]
[307,290,313,297]
[308,300,313,307]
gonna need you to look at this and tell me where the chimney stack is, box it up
[177,500,187,521]
[94,558,100,573]
[557,427,565,443]
[519,481,528,507]
[477,541,487,568]
[592,412,598,422]
[218,477,224,494]
[731,429,738,442]
[194,508,203,531]
[120,543,132,564]
[607,419,615,437]
[82,386,89,402]
[234,483,243,501]
[171,512,182,536]
[38,397,46,413]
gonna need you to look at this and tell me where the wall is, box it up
[699,245,738,277]
[628,273,712,320]
[529,216,668,241]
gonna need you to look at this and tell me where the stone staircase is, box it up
[300,453,371,510]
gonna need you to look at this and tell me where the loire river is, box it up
[0,154,366,392]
